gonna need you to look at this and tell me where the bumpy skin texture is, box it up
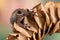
[10,9,36,32]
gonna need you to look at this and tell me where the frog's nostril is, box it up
[27,9,29,12]
[17,11,21,14]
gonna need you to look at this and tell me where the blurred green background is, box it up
[0,0,60,40]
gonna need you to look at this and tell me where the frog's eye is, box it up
[17,11,22,14]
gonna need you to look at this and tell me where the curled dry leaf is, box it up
[49,2,58,24]
[14,22,31,37]
[33,32,36,40]
[40,3,50,26]
[34,8,42,29]
[57,7,60,19]
[50,21,60,34]
[41,23,46,39]
[7,33,18,40]
[9,1,60,40]
[24,16,37,33]
[38,28,41,40]
[56,20,60,33]
[7,33,29,40]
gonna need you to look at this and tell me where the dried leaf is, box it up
[14,22,31,37]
